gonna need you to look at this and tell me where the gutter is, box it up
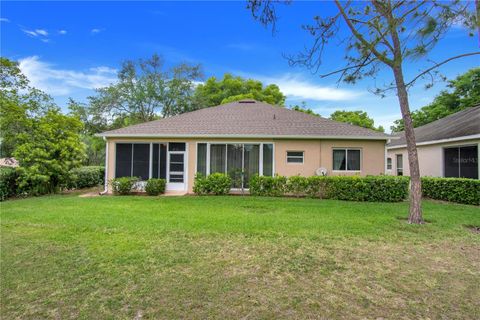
[99,137,109,195]
[95,133,396,141]
[387,134,480,150]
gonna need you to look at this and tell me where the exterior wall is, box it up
[386,138,480,177]
[105,137,387,193]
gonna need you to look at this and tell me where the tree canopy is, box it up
[330,110,384,132]
[194,73,285,107]
[87,54,203,123]
[391,68,480,132]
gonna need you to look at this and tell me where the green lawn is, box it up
[1,194,479,319]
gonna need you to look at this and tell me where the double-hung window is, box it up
[387,157,392,170]
[333,148,361,171]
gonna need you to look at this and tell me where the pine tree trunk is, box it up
[392,65,424,224]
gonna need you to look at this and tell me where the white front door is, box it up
[167,151,186,191]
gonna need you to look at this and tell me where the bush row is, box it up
[193,173,232,195]
[68,166,105,189]
[110,177,166,196]
[249,175,410,202]
[421,177,480,205]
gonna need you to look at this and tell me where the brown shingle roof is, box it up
[99,100,390,140]
[388,105,480,148]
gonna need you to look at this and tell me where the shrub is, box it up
[193,173,232,195]
[249,175,287,197]
[110,177,138,195]
[145,178,166,196]
[422,177,480,205]
[0,167,18,201]
[325,176,410,202]
[250,174,409,202]
[305,176,328,199]
[286,175,308,197]
[68,166,105,189]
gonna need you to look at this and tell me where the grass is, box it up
[1,194,479,319]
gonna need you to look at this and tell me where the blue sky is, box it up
[1,1,479,131]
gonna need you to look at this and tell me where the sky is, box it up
[1,1,479,132]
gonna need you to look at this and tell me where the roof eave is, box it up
[96,133,392,140]
[387,133,480,149]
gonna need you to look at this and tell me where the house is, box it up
[386,105,480,179]
[0,157,19,168]
[98,100,390,193]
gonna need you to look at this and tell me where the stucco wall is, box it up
[386,138,480,177]
[105,137,386,193]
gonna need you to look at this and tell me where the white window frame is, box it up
[396,153,403,176]
[286,151,304,164]
[387,157,392,170]
[332,148,362,172]
[195,141,275,180]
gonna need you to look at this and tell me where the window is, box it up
[115,143,150,180]
[196,143,274,189]
[333,149,361,171]
[444,145,478,179]
[286,151,304,164]
[387,157,392,170]
[263,144,273,176]
[197,143,207,176]
[396,154,403,176]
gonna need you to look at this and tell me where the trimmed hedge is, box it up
[193,173,232,195]
[422,177,480,205]
[0,167,18,201]
[145,178,166,196]
[110,177,139,195]
[249,175,287,197]
[68,166,105,189]
[250,174,410,202]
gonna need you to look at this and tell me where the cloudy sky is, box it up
[1,1,479,131]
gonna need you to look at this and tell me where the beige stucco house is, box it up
[98,100,390,194]
[386,105,479,179]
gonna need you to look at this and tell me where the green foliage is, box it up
[0,167,18,201]
[0,57,56,157]
[14,109,86,195]
[193,173,232,195]
[286,175,309,197]
[110,177,139,195]
[87,54,203,123]
[82,135,106,166]
[290,102,319,116]
[68,166,105,189]
[324,176,410,202]
[249,175,287,197]
[305,176,328,199]
[250,175,409,202]
[194,73,286,107]
[421,177,480,205]
[391,68,480,132]
[145,178,166,196]
[330,110,384,132]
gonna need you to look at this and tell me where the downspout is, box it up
[100,137,109,195]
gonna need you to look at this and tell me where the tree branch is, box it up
[406,52,480,87]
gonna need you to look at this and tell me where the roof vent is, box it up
[238,100,256,103]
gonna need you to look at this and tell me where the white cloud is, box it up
[22,29,39,37]
[0,18,9,22]
[258,74,363,101]
[91,28,102,34]
[18,56,117,96]
[40,38,50,43]
[58,30,67,35]
[35,29,48,36]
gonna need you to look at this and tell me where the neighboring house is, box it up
[98,100,390,193]
[386,105,480,179]
[0,157,19,168]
